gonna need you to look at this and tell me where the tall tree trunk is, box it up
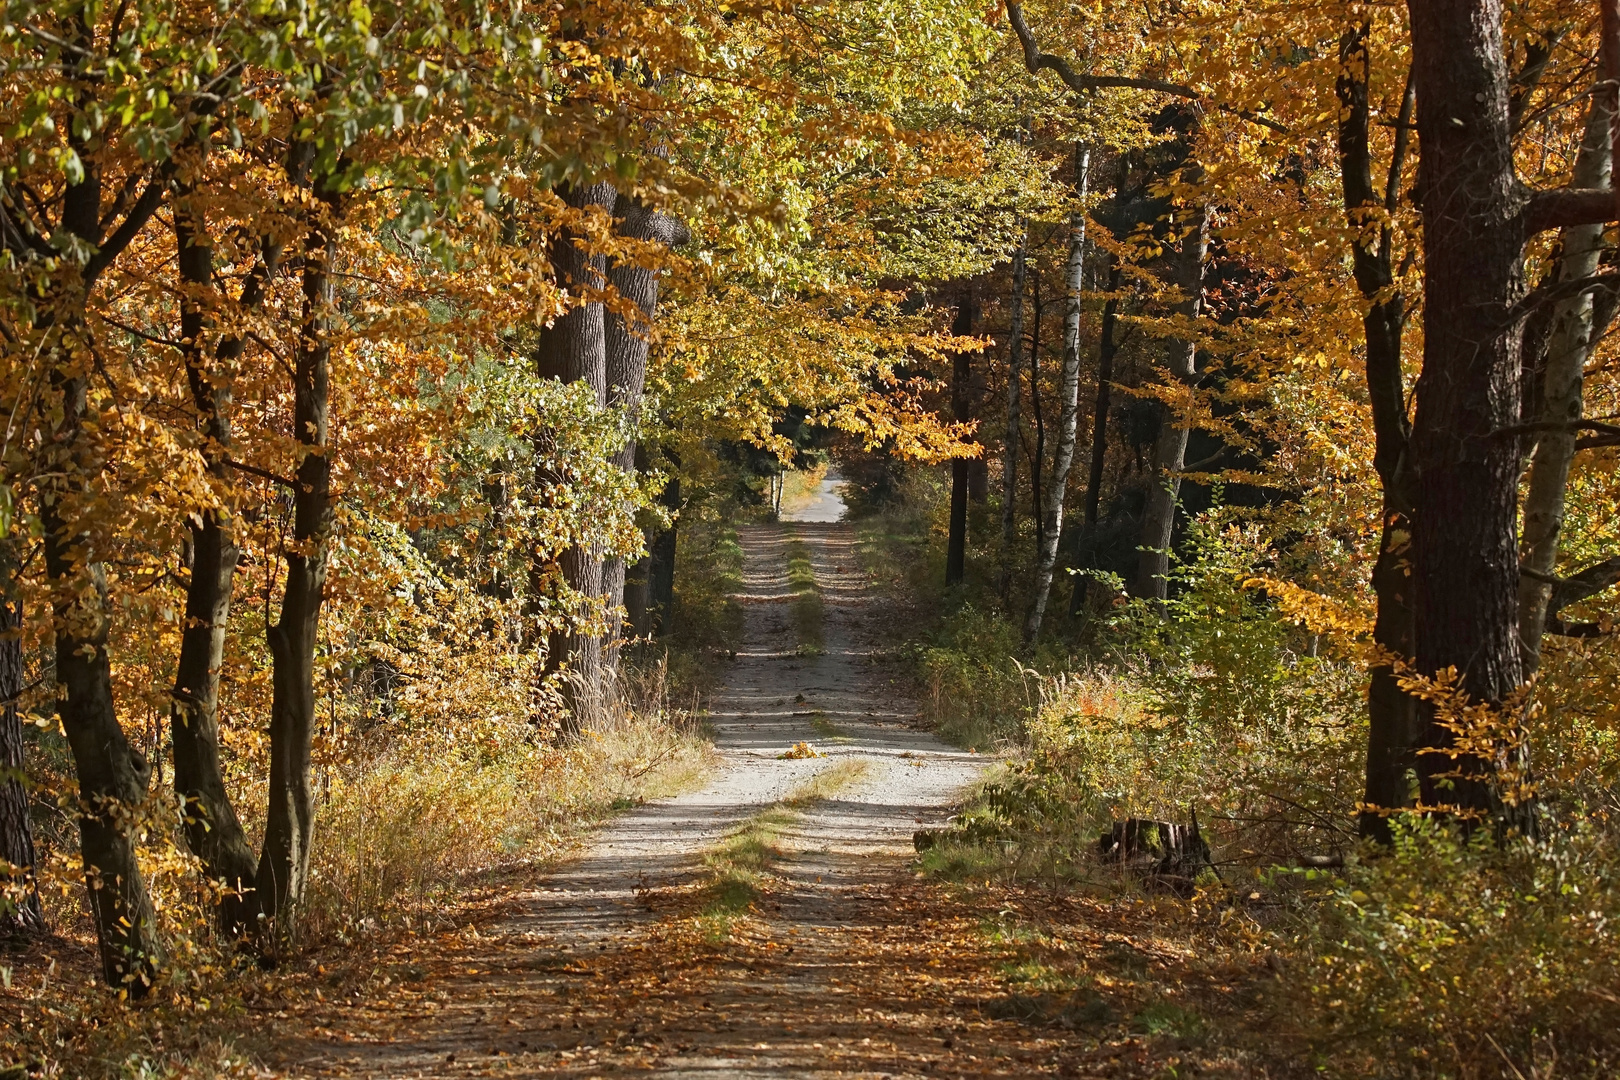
[1028,276,1045,553]
[1338,30,1422,843]
[602,194,687,671]
[946,291,974,587]
[40,364,163,990]
[537,181,618,733]
[1518,92,1615,671]
[1404,0,1543,829]
[171,202,263,934]
[1132,200,1207,602]
[0,559,42,935]
[1069,257,1123,617]
[624,445,654,642]
[999,230,1027,602]
[258,170,341,937]
[36,134,164,992]
[1024,144,1091,643]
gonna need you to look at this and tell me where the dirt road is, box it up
[273,518,1007,1078]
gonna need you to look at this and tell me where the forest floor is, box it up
[258,509,1288,1079]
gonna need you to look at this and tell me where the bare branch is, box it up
[1550,555,1620,615]
[226,459,296,489]
[1004,3,1289,134]
[1525,186,1620,234]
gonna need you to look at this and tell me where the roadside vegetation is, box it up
[851,470,1620,1078]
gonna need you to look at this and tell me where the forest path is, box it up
[270,516,1019,1079]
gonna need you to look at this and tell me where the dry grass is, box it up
[0,707,714,1079]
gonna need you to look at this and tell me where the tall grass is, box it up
[305,715,710,943]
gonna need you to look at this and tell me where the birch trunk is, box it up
[1023,145,1090,643]
[1518,93,1615,671]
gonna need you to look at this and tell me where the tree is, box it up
[1403,0,1620,825]
[1335,21,1421,842]
[1024,144,1090,642]
[0,552,40,935]
[946,291,976,587]
[999,228,1028,600]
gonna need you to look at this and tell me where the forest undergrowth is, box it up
[852,469,1620,1080]
[1,706,713,1079]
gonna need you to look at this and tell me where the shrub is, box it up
[1287,820,1620,1079]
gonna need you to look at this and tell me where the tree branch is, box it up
[1502,270,1620,326]
[82,170,168,289]
[226,459,296,489]
[1525,186,1620,235]
[1004,3,1288,134]
[1549,554,1620,616]
[1494,417,1620,440]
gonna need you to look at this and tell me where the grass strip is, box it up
[809,710,852,742]
[697,759,870,936]
[783,531,824,655]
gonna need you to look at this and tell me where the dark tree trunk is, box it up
[1069,257,1122,617]
[602,194,687,670]
[1337,29,1422,843]
[625,445,654,641]
[1405,0,1540,829]
[945,291,974,587]
[35,128,164,992]
[999,230,1027,601]
[1132,201,1207,602]
[644,463,681,637]
[1028,276,1045,553]
[537,181,617,733]
[170,203,262,933]
[41,369,164,990]
[0,567,42,935]
[258,169,341,936]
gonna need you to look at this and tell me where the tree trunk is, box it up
[602,194,687,671]
[537,182,617,733]
[41,364,164,990]
[37,148,163,992]
[1405,0,1535,828]
[1518,92,1615,671]
[946,291,974,587]
[258,173,340,938]
[0,565,42,935]
[1024,144,1091,643]
[999,230,1027,601]
[1028,277,1045,553]
[1069,256,1122,617]
[1133,201,1206,602]
[171,205,261,934]
[645,464,681,637]
[1337,29,1423,843]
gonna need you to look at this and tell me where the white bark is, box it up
[1518,93,1615,669]
[1024,146,1090,644]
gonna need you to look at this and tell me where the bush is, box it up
[1287,820,1620,1078]
[937,519,1365,877]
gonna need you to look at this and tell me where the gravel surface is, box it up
[276,517,991,1078]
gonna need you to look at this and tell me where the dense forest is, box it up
[1,0,1619,1076]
